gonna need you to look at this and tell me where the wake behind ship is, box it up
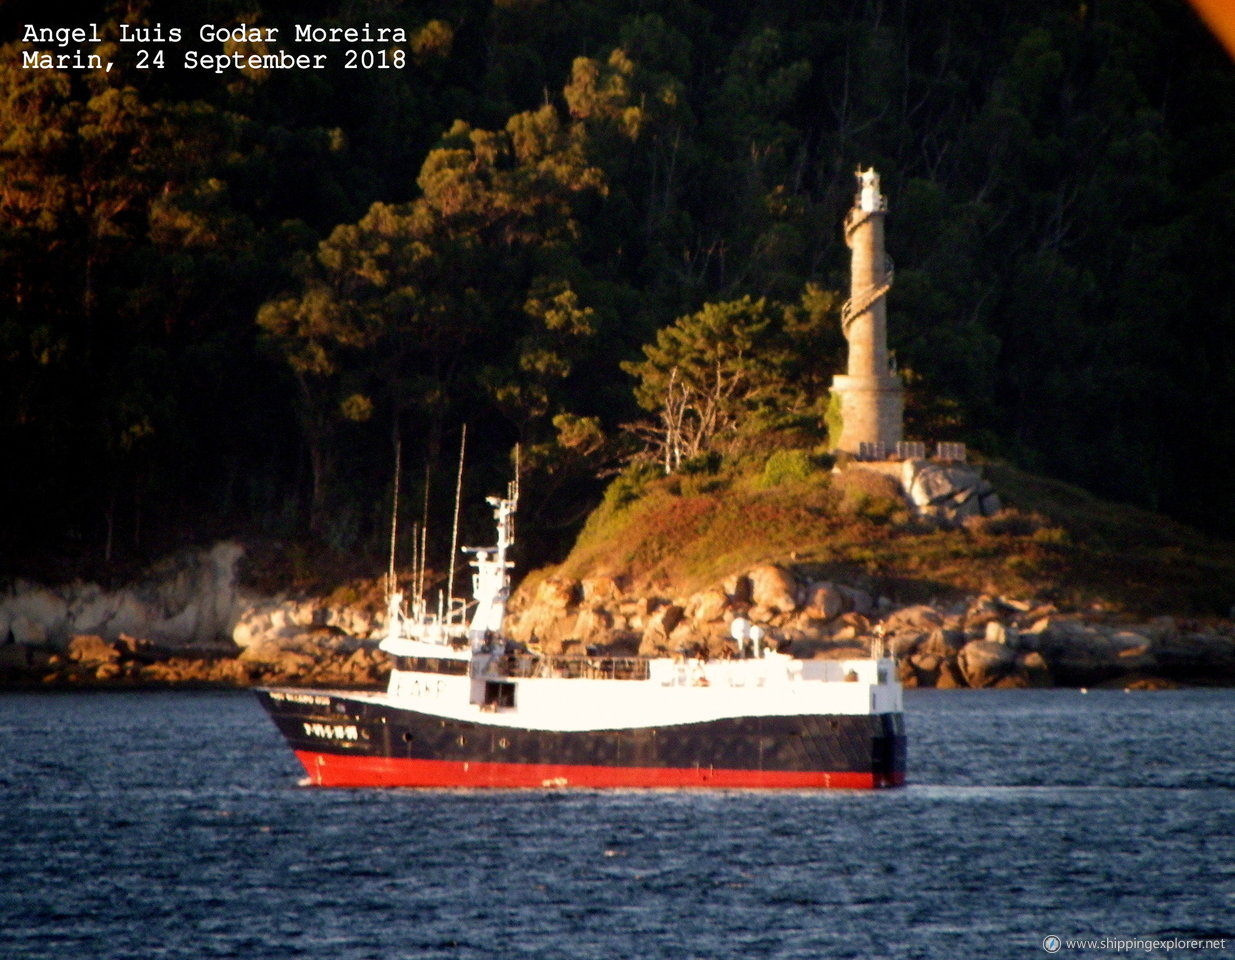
[257,481,906,789]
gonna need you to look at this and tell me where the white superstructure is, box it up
[374,480,902,733]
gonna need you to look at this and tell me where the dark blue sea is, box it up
[2,689,1233,960]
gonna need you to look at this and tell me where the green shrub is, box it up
[824,391,844,450]
[601,462,660,512]
[760,449,816,487]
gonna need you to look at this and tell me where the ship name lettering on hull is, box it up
[302,722,359,741]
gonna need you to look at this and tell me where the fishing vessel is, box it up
[257,479,906,789]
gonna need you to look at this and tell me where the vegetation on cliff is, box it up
[546,451,1235,618]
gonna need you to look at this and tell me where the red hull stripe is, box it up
[294,750,905,789]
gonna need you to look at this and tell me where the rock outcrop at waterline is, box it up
[0,629,391,689]
[3,546,1234,689]
[0,544,390,688]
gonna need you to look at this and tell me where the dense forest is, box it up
[2,0,1234,574]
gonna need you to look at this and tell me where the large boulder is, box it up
[884,604,945,635]
[1,583,68,644]
[882,605,944,657]
[667,619,712,656]
[66,585,116,637]
[909,652,943,686]
[936,659,967,689]
[581,577,623,605]
[505,575,585,646]
[1017,651,1053,687]
[1154,630,1235,680]
[803,582,846,622]
[639,604,685,656]
[900,460,1000,525]
[918,628,964,659]
[1032,618,1123,683]
[532,612,583,655]
[827,612,871,644]
[534,576,580,611]
[887,632,923,658]
[724,573,753,607]
[963,595,1004,632]
[746,565,798,614]
[105,592,156,641]
[984,620,1018,647]
[685,587,730,624]
[956,639,1017,688]
[837,585,875,617]
[1107,630,1155,671]
[573,606,615,646]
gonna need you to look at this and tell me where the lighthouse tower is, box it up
[830,167,903,455]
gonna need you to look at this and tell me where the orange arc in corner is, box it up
[1189,0,1235,59]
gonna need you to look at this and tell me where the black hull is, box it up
[257,689,907,789]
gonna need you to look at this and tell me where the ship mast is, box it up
[462,450,519,645]
[446,424,467,621]
[386,431,401,602]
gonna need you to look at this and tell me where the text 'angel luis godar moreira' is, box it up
[21,22,413,74]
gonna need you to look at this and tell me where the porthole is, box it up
[498,737,510,750]
[457,735,467,747]
[401,732,413,743]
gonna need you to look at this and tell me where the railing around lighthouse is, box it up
[840,237,894,337]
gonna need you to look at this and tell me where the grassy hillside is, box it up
[541,453,1235,618]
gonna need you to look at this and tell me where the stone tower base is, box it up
[831,373,904,454]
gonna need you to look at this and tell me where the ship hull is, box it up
[257,689,906,789]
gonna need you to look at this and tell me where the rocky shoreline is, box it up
[0,543,390,690]
[505,564,1235,690]
[0,630,390,690]
[3,544,1234,691]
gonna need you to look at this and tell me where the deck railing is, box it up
[478,655,652,682]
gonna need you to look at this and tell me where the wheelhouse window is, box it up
[395,656,469,675]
